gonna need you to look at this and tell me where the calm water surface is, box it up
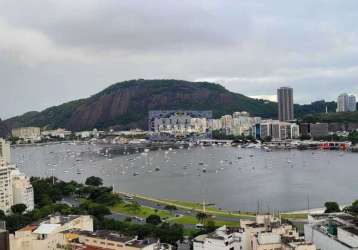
[12,143,358,211]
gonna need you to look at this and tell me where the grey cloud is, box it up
[0,0,358,118]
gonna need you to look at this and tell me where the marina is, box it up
[11,142,358,212]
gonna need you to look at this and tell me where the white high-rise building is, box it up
[11,127,41,141]
[232,112,261,136]
[0,161,14,214]
[337,93,349,112]
[220,115,233,134]
[348,94,356,112]
[208,119,222,130]
[0,138,11,164]
[0,138,34,214]
[11,170,34,212]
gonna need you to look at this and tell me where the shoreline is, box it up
[114,191,341,218]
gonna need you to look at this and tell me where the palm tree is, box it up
[196,212,208,224]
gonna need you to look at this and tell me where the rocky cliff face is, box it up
[0,119,10,137]
[2,79,277,134]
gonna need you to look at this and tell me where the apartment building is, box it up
[11,127,41,141]
[194,214,315,250]
[304,213,358,250]
[0,139,34,214]
[0,161,14,214]
[68,230,171,250]
[10,215,93,250]
[253,120,299,140]
[11,170,34,212]
[0,138,11,164]
[193,226,246,250]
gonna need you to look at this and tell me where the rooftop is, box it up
[17,224,39,232]
[79,230,132,243]
[49,215,82,225]
[126,238,158,248]
[193,234,207,243]
[341,226,358,235]
[33,224,60,235]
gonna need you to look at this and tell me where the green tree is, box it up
[262,136,272,142]
[85,176,103,187]
[146,214,162,225]
[164,205,177,214]
[348,131,358,144]
[196,212,208,224]
[87,203,111,219]
[205,219,217,232]
[155,223,184,246]
[124,217,132,222]
[0,210,5,219]
[324,201,340,213]
[11,204,27,214]
[351,200,358,214]
[344,200,358,215]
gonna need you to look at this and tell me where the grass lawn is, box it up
[170,215,197,225]
[111,201,241,228]
[111,202,172,219]
[117,192,256,219]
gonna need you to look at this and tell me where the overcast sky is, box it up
[0,0,358,119]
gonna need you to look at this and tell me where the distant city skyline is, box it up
[1,0,358,118]
[337,93,357,112]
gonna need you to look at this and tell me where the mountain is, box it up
[1,79,278,135]
[0,79,343,137]
[0,119,11,137]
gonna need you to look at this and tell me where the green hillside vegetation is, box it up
[5,99,85,130]
[303,111,358,123]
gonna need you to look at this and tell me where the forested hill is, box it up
[1,79,277,134]
[0,79,343,137]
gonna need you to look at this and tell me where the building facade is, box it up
[0,222,9,250]
[148,110,212,139]
[0,138,34,214]
[348,94,357,112]
[0,162,14,214]
[277,87,294,121]
[193,226,246,250]
[253,120,299,140]
[11,170,34,212]
[72,230,166,250]
[10,215,93,250]
[304,213,358,250]
[310,123,329,138]
[0,139,11,164]
[337,93,349,112]
[194,215,315,250]
[11,127,41,141]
